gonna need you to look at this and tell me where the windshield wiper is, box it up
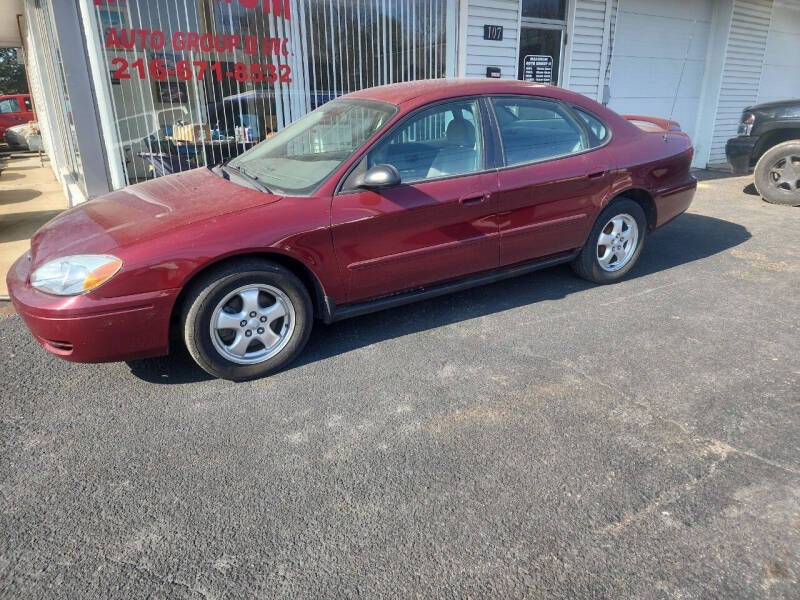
[224,164,272,194]
[208,163,229,180]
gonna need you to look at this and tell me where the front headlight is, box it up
[30,255,123,296]
[738,112,755,136]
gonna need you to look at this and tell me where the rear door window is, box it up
[491,97,588,166]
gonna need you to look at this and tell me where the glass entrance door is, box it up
[518,1,567,85]
[518,27,563,85]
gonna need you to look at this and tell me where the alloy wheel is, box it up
[210,284,295,365]
[596,214,639,272]
[768,153,800,193]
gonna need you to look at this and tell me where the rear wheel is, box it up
[571,198,647,284]
[181,259,313,381]
[754,140,800,206]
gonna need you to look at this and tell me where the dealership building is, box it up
[1,0,798,206]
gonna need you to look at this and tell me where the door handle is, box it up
[587,171,607,180]
[459,193,490,205]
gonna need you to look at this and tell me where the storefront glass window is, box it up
[87,0,451,186]
[29,3,86,193]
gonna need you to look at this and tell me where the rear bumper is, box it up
[654,178,697,228]
[725,136,758,175]
[6,252,180,363]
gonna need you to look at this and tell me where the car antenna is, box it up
[669,19,697,126]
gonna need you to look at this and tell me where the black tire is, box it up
[753,140,800,206]
[571,198,647,284]
[181,259,313,381]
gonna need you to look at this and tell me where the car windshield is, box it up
[228,98,396,195]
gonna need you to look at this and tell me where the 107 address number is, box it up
[111,58,292,83]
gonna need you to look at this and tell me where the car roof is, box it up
[343,78,574,107]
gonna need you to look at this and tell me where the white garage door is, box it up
[758,0,800,104]
[607,0,713,142]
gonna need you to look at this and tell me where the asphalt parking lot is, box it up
[1,173,798,598]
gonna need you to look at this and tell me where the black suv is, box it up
[726,99,800,206]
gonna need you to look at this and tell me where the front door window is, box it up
[366,99,484,183]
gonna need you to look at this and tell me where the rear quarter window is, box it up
[573,107,610,147]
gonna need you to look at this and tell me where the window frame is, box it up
[486,94,613,171]
[335,95,495,195]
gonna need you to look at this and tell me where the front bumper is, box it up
[6,252,180,363]
[725,136,759,175]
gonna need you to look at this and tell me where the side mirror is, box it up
[353,164,401,189]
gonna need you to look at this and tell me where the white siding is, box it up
[707,0,773,165]
[463,0,520,79]
[567,0,612,99]
[757,0,800,104]
[607,0,713,143]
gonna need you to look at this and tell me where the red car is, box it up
[0,94,34,138]
[7,80,696,380]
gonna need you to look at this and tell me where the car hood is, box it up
[746,98,800,117]
[30,168,281,266]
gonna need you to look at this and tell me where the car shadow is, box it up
[743,183,760,196]
[0,172,25,182]
[0,209,62,244]
[126,213,750,385]
[0,189,42,204]
[692,168,737,182]
[126,345,216,384]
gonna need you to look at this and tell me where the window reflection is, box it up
[522,0,567,20]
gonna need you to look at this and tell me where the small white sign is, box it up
[523,55,553,84]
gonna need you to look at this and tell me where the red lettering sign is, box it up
[215,0,291,20]
[94,0,289,21]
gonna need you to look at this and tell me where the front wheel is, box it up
[181,259,313,381]
[571,199,647,284]
[753,140,800,206]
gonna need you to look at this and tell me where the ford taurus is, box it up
[7,79,696,380]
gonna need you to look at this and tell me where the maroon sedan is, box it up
[7,80,696,380]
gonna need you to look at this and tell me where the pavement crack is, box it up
[599,452,727,536]
[102,555,212,598]
[551,357,800,477]
[698,437,800,476]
